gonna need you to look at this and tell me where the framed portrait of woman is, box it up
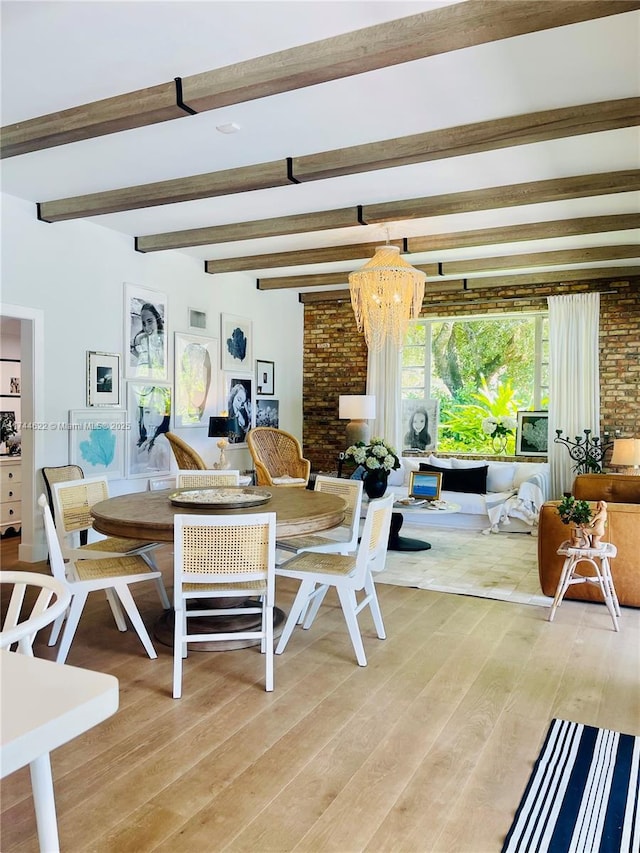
[173,332,218,428]
[225,375,253,446]
[124,283,168,381]
[402,398,439,452]
[126,382,172,478]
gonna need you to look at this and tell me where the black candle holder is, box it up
[553,429,614,475]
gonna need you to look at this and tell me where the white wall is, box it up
[1,192,304,559]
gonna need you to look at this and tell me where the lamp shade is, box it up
[610,438,640,467]
[338,395,376,421]
[208,416,231,438]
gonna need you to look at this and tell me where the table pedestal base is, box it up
[154,601,286,651]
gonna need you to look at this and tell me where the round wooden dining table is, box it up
[91,486,346,650]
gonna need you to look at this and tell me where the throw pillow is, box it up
[419,462,488,494]
[487,463,516,493]
[427,454,454,468]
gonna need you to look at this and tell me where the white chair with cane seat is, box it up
[39,495,167,663]
[176,470,241,488]
[173,512,276,697]
[0,571,71,655]
[276,492,394,666]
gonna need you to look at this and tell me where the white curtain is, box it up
[548,292,600,499]
[366,340,402,450]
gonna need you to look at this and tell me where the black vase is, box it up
[363,470,388,499]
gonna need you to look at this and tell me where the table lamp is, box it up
[338,395,376,447]
[610,438,640,475]
[208,416,233,469]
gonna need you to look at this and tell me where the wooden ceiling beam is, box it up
[137,171,639,252]
[37,161,290,223]
[292,98,640,182]
[363,171,640,223]
[3,1,637,158]
[445,245,639,275]
[407,213,640,253]
[36,98,639,222]
[205,240,405,274]
[258,264,440,291]
[135,208,362,253]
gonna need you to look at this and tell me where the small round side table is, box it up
[548,540,620,631]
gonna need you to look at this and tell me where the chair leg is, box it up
[173,604,184,699]
[105,589,127,631]
[154,576,171,610]
[336,587,367,666]
[56,593,88,664]
[364,572,386,639]
[48,609,67,646]
[302,584,329,630]
[265,603,274,692]
[113,585,157,659]
[276,579,315,655]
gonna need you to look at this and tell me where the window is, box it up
[401,312,548,454]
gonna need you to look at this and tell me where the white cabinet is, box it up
[0,457,21,535]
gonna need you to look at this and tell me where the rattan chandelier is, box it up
[348,244,426,352]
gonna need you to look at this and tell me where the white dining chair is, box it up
[0,571,71,656]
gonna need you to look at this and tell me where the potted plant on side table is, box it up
[557,495,594,548]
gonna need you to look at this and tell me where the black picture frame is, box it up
[516,411,549,457]
[256,359,275,395]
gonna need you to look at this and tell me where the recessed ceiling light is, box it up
[216,122,241,134]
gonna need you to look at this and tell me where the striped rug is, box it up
[502,718,639,853]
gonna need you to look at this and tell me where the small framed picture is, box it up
[221,314,253,372]
[124,282,168,380]
[256,398,279,428]
[174,332,218,428]
[87,351,120,407]
[516,411,549,457]
[188,308,207,330]
[69,409,127,480]
[408,470,442,501]
[256,359,275,395]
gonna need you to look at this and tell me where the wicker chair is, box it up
[247,428,310,487]
[176,470,240,488]
[42,465,87,545]
[165,432,207,470]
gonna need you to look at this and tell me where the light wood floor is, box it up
[1,534,639,853]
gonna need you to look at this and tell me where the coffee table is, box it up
[389,499,461,550]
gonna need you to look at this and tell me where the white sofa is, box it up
[385,455,551,534]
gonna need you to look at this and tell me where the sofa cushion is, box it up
[427,454,454,468]
[419,461,488,494]
[452,458,516,493]
[513,462,549,489]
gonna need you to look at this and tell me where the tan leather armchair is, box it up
[538,474,640,607]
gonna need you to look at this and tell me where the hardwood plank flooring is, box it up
[1,535,638,853]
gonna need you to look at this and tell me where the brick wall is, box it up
[302,276,639,472]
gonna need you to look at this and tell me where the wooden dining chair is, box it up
[275,492,394,666]
[173,511,276,697]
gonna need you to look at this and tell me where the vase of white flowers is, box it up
[481,415,517,454]
[344,437,401,499]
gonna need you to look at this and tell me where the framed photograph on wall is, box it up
[256,359,275,395]
[402,398,439,452]
[226,375,253,445]
[256,398,279,428]
[221,314,252,372]
[69,409,127,480]
[124,283,168,380]
[174,332,218,428]
[127,382,172,478]
[86,351,120,406]
[516,410,549,457]
[0,359,21,396]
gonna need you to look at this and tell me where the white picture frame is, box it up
[402,398,439,452]
[69,409,127,480]
[124,282,168,380]
[221,314,253,372]
[174,332,218,428]
[126,382,172,478]
[86,351,120,407]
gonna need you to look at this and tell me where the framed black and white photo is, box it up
[516,410,549,457]
[86,351,120,406]
[124,283,168,380]
[174,332,218,428]
[256,359,275,395]
[226,375,253,445]
[0,411,17,449]
[402,398,439,452]
[0,358,21,397]
[221,314,252,372]
[256,398,279,428]
[127,382,172,478]
[69,409,127,480]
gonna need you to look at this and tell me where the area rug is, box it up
[379,524,550,607]
[502,718,640,853]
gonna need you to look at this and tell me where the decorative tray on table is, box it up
[169,487,272,509]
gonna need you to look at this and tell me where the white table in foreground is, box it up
[1,650,119,852]
[393,499,462,515]
[549,540,620,631]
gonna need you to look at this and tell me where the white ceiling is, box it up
[1,0,639,288]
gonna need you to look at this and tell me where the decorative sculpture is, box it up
[554,429,614,475]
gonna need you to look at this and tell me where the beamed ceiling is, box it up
[1,0,639,302]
